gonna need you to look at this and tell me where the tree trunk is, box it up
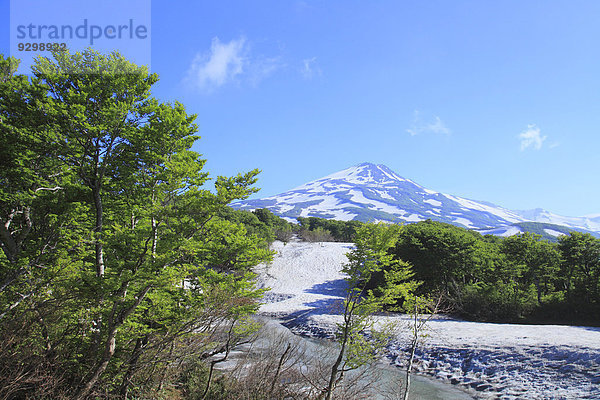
[201,322,236,400]
[0,207,33,295]
[403,337,417,400]
[118,334,148,399]
[75,326,117,400]
[535,277,541,305]
[269,343,291,397]
[75,284,151,400]
[92,184,104,277]
[324,312,350,400]
[403,303,419,400]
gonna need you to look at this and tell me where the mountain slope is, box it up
[512,208,600,233]
[478,222,600,242]
[231,162,600,234]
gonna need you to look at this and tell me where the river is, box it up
[219,317,474,399]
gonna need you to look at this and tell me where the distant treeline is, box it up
[369,220,600,325]
[296,217,363,242]
[222,210,365,243]
[220,207,294,243]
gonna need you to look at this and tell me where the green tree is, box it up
[0,50,272,399]
[322,223,417,400]
[393,220,480,295]
[558,232,600,307]
[252,208,292,241]
[500,233,560,305]
[297,216,363,242]
[221,208,271,240]
[0,53,67,318]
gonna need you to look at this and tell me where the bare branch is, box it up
[33,186,63,193]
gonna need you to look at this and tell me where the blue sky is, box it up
[2,1,599,217]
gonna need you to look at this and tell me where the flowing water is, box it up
[219,317,474,399]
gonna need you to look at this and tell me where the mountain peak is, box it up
[230,163,600,234]
[356,161,392,171]
[356,161,384,169]
[326,162,410,186]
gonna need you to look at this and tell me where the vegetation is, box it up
[322,223,417,400]
[384,220,600,325]
[293,216,600,325]
[0,50,273,398]
[297,216,363,242]
[218,207,293,244]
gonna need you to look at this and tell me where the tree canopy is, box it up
[0,49,273,399]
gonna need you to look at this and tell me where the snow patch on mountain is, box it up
[231,162,600,235]
[476,226,524,237]
[424,199,442,207]
[513,208,600,233]
[544,228,565,238]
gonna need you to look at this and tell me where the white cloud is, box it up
[518,124,547,151]
[185,37,283,92]
[248,56,284,86]
[407,110,451,136]
[301,57,321,79]
[186,37,247,91]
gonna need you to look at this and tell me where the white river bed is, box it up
[253,240,600,399]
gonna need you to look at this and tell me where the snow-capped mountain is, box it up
[231,162,600,235]
[512,208,600,232]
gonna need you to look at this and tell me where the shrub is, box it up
[300,227,335,242]
[458,282,538,322]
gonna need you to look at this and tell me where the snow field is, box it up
[255,240,600,399]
